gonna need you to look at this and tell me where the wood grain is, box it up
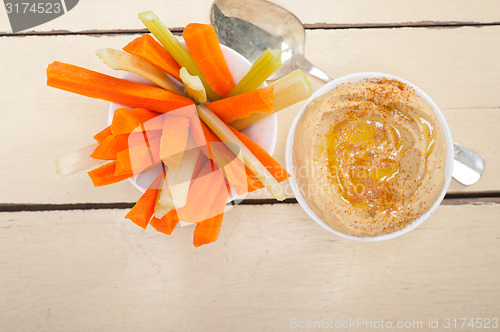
[1,203,499,331]
[1,27,498,204]
[0,3,498,332]
[1,0,500,34]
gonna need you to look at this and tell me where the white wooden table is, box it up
[1,1,499,331]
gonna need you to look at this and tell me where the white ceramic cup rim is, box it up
[285,72,454,241]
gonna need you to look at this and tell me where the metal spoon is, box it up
[210,0,332,82]
[210,0,485,185]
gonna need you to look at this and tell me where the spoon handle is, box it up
[452,142,485,185]
[292,53,334,83]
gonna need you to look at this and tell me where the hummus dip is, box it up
[293,78,446,236]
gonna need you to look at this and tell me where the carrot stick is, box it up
[176,161,218,222]
[111,108,161,135]
[90,134,129,160]
[230,127,290,190]
[210,141,247,195]
[87,161,132,187]
[194,116,287,195]
[192,182,229,247]
[115,136,161,176]
[193,212,224,247]
[150,210,179,235]
[94,126,112,143]
[176,162,227,223]
[93,128,163,162]
[138,11,220,101]
[96,48,183,95]
[46,61,193,113]
[192,121,289,192]
[245,167,266,192]
[190,120,221,160]
[193,122,246,193]
[193,121,248,194]
[157,104,196,169]
[160,115,191,169]
[192,152,210,178]
[123,34,182,81]
[125,173,163,229]
[194,122,272,194]
[206,87,274,124]
[183,23,235,98]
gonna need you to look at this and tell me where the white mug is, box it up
[285,72,454,241]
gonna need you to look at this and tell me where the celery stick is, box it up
[271,69,312,111]
[226,49,281,97]
[155,173,174,219]
[168,144,200,209]
[154,199,172,219]
[138,11,220,101]
[196,105,286,201]
[96,48,184,95]
[229,69,312,130]
[179,67,207,104]
[55,143,104,176]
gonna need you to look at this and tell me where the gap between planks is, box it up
[1,194,500,212]
[1,21,500,37]
[1,23,497,211]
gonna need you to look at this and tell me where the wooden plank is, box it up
[0,203,499,331]
[0,26,499,204]
[1,0,500,34]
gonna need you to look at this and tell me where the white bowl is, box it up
[285,72,454,241]
[108,42,277,194]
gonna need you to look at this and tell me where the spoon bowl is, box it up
[210,0,333,82]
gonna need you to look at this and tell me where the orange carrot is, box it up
[193,122,247,195]
[195,122,287,193]
[206,87,274,124]
[90,134,129,160]
[115,136,161,176]
[94,126,112,143]
[192,152,211,178]
[245,167,265,192]
[123,34,182,81]
[111,108,161,135]
[230,127,290,191]
[193,122,279,194]
[125,174,163,229]
[159,115,190,168]
[193,212,224,247]
[47,61,193,113]
[207,135,248,195]
[87,161,132,187]
[150,210,179,235]
[115,149,133,176]
[190,120,221,160]
[176,162,227,223]
[192,182,229,247]
[92,129,163,161]
[158,104,196,168]
[183,23,235,98]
